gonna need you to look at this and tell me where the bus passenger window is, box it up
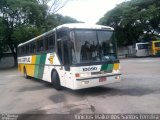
[18,47,22,55]
[30,42,36,53]
[37,40,44,52]
[48,35,55,50]
[21,47,24,55]
[23,46,27,54]
[45,37,49,50]
[26,45,29,54]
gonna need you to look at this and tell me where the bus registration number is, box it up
[99,77,107,82]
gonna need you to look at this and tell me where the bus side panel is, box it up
[25,55,36,77]
[18,63,25,74]
[34,55,41,78]
[42,53,56,83]
[152,42,156,55]
[18,63,22,72]
[38,54,47,79]
[32,54,47,79]
[42,53,66,86]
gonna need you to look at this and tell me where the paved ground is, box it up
[0,57,160,114]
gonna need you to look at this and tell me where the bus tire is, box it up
[51,70,63,90]
[24,67,29,79]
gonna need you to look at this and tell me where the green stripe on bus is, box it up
[101,64,108,71]
[107,64,114,71]
[38,54,47,79]
[34,55,41,78]
[101,64,114,72]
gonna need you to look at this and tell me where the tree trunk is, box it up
[8,44,18,67]
[13,53,18,67]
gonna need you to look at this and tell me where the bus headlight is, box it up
[115,76,120,80]
[75,73,91,78]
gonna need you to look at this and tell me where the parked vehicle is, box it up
[151,40,160,56]
[134,42,150,57]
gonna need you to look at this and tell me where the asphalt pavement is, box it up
[0,57,160,114]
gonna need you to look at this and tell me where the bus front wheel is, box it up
[51,70,63,90]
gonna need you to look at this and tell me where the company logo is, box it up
[18,57,30,63]
[83,67,97,71]
[48,55,54,64]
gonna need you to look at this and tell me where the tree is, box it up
[98,0,160,46]
[0,18,5,59]
[0,0,78,66]
[0,0,45,66]
[37,0,69,14]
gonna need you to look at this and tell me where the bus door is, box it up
[57,29,73,88]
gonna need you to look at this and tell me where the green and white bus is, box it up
[18,23,121,90]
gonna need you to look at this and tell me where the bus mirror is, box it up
[63,41,71,71]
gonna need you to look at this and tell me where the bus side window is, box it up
[45,37,49,50]
[48,33,55,50]
[21,47,24,55]
[40,39,44,51]
[37,39,44,52]
[23,46,26,54]
[18,47,22,56]
[26,45,29,54]
[30,42,36,53]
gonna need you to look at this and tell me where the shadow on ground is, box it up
[18,77,53,92]
[65,86,159,97]
[18,76,159,97]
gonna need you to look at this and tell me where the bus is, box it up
[18,23,121,90]
[151,40,160,56]
[134,42,150,57]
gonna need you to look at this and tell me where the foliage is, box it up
[37,0,69,14]
[42,14,78,32]
[0,0,78,66]
[98,0,160,46]
[0,18,6,59]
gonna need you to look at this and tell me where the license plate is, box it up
[99,77,107,82]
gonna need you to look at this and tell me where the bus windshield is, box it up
[71,30,117,64]
[155,42,160,47]
[137,44,148,49]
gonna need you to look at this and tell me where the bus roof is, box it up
[136,42,149,44]
[152,40,160,43]
[56,23,114,30]
[18,23,114,47]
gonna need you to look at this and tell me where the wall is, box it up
[0,55,14,69]
[118,45,135,58]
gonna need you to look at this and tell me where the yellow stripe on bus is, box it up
[31,55,36,64]
[113,63,119,70]
[26,55,36,77]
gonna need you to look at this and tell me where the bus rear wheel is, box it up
[51,70,63,90]
[24,67,29,79]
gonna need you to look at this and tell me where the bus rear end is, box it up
[135,43,149,57]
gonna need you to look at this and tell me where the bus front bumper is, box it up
[73,74,121,90]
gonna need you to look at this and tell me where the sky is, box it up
[57,0,126,24]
